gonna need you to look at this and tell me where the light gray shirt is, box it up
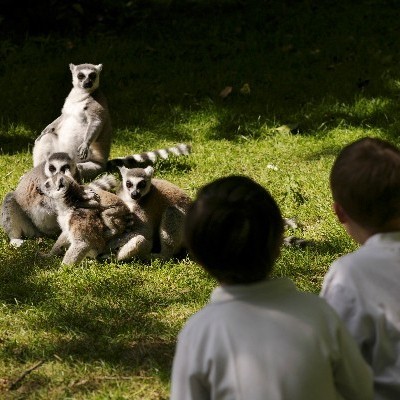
[171,278,372,400]
[321,232,400,400]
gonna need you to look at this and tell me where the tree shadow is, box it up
[2,0,400,150]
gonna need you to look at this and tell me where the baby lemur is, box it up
[41,173,131,265]
[111,166,192,261]
[0,152,117,247]
[33,63,112,180]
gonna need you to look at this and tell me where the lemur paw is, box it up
[83,188,100,202]
[37,251,54,259]
[10,238,25,248]
[77,143,89,160]
[125,214,135,227]
[284,218,299,230]
[283,236,313,248]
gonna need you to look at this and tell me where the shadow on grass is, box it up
[0,242,50,302]
[0,246,196,381]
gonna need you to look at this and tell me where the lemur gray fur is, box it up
[32,63,112,180]
[0,152,117,247]
[109,165,192,261]
[41,173,131,265]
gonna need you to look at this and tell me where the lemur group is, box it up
[0,63,192,265]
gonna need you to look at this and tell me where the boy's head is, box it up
[330,137,400,233]
[184,175,284,284]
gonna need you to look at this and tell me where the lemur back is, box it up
[111,166,191,261]
[32,63,112,180]
[41,173,130,265]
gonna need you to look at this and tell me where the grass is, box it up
[1,0,400,398]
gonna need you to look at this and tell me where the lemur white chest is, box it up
[29,202,59,235]
[124,199,148,223]
[58,90,90,150]
[57,209,73,238]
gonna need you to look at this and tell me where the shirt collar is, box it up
[364,231,400,248]
[210,277,296,304]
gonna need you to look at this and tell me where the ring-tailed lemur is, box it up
[40,173,131,265]
[109,165,192,261]
[0,152,117,247]
[33,63,112,180]
[32,63,192,181]
[106,143,191,171]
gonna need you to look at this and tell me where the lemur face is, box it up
[69,63,102,92]
[119,166,153,201]
[41,174,70,200]
[44,152,77,178]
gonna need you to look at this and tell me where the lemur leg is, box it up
[77,160,106,181]
[49,232,70,256]
[32,132,58,167]
[1,192,41,247]
[101,208,126,238]
[116,233,152,261]
[107,232,129,250]
[155,207,185,260]
[62,241,91,265]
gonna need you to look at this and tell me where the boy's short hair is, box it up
[330,137,400,229]
[184,175,284,284]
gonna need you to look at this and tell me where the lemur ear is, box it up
[69,63,76,73]
[144,166,154,177]
[117,166,128,177]
[96,64,103,72]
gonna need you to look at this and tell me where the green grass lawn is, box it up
[1,1,400,398]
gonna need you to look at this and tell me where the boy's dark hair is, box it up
[184,175,284,284]
[330,137,400,229]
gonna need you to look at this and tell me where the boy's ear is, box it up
[333,202,348,224]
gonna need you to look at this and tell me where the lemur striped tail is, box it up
[88,174,119,191]
[106,143,191,171]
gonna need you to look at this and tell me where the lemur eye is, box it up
[137,180,146,189]
[77,73,85,80]
[48,165,56,173]
[89,72,97,80]
[126,181,133,189]
[60,165,70,173]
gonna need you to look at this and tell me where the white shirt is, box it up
[171,278,372,400]
[321,232,400,400]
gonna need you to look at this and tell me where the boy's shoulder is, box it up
[325,256,365,293]
[322,235,400,298]
[328,233,400,282]
[321,246,372,299]
[179,280,342,339]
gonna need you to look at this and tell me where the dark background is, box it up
[1,0,400,144]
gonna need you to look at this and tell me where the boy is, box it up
[171,175,372,400]
[321,137,400,400]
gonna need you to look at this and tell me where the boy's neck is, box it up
[346,218,400,245]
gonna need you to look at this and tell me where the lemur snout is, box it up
[131,192,141,200]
